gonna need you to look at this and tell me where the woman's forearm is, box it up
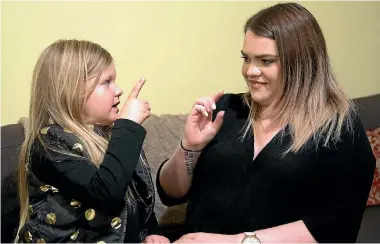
[159,145,201,198]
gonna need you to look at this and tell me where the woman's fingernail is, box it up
[211,104,216,110]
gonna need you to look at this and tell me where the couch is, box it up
[2,93,380,243]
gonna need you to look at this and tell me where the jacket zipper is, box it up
[140,159,155,223]
[122,202,128,241]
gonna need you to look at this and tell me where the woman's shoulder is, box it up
[216,93,248,112]
[319,112,375,168]
[339,112,369,146]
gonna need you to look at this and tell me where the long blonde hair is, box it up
[241,2,355,153]
[17,39,134,240]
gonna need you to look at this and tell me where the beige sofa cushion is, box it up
[142,114,188,223]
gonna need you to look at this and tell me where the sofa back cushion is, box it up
[142,114,187,219]
[354,94,380,130]
[1,123,24,242]
[1,123,24,180]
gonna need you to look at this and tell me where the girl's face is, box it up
[83,63,123,126]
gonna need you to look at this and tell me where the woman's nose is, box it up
[247,66,261,76]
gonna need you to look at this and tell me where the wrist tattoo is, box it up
[184,151,195,175]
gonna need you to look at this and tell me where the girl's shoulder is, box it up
[32,124,86,162]
[39,124,80,144]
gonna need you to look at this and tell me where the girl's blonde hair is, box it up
[241,2,355,153]
[17,39,137,241]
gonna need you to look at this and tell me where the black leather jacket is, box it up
[18,122,157,243]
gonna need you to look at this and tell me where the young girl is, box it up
[16,39,169,243]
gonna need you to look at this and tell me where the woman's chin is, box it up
[250,93,274,107]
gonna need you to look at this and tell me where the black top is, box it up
[32,119,146,212]
[157,93,376,243]
[29,119,156,242]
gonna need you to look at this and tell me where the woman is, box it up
[157,2,375,243]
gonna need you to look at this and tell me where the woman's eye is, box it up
[241,56,250,62]
[262,59,275,65]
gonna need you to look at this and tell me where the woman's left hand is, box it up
[174,232,243,243]
[143,234,171,243]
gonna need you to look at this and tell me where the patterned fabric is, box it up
[366,127,380,206]
[18,124,156,243]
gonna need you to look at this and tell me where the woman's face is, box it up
[241,30,281,108]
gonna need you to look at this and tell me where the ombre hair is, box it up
[242,2,355,153]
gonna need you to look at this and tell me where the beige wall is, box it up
[2,1,380,125]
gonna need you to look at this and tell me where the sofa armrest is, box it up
[357,206,380,242]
